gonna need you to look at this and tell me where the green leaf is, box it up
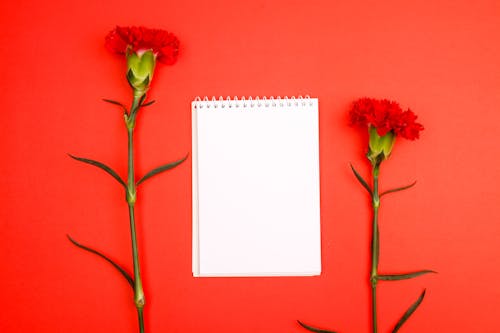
[350,163,372,195]
[138,93,147,107]
[102,99,128,113]
[67,234,134,288]
[380,181,417,198]
[130,94,147,116]
[141,100,156,107]
[68,154,126,189]
[392,289,427,333]
[378,270,436,281]
[297,321,338,333]
[136,154,188,186]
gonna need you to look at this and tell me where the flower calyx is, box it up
[126,49,156,97]
[367,126,395,165]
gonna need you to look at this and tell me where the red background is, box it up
[1,0,499,332]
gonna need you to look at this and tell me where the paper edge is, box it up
[192,101,200,277]
[195,271,322,278]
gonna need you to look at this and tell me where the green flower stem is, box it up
[138,308,145,333]
[371,163,381,333]
[126,95,145,333]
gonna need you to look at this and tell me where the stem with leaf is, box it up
[125,95,145,333]
[68,94,187,332]
[370,162,381,333]
[355,160,434,333]
[68,54,188,332]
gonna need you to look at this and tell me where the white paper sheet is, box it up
[192,97,321,277]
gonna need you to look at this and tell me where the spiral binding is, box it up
[193,96,314,109]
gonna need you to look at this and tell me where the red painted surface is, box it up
[1,0,499,332]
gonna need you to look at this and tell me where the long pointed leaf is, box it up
[350,163,372,195]
[102,99,128,113]
[378,270,436,281]
[297,320,338,333]
[380,181,416,198]
[141,100,156,107]
[67,234,134,288]
[297,321,338,333]
[136,154,188,186]
[68,154,126,189]
[392,289,427,333]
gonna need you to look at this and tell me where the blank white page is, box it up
[192,97,321,277]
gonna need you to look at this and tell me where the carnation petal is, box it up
[105,26,180,65]
[349,97,423,141]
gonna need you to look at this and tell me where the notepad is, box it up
[192,96,321,277]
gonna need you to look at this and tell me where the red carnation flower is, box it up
[105,26,179,65]
[105,26,180,96]
[349,97,423,140]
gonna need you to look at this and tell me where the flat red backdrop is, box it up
[1,0,499,332]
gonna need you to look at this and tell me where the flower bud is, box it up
[126,50,156,96]
[367,126,395,165]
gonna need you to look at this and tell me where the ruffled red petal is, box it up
[349,98,423,140]
[105,26,179,65]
